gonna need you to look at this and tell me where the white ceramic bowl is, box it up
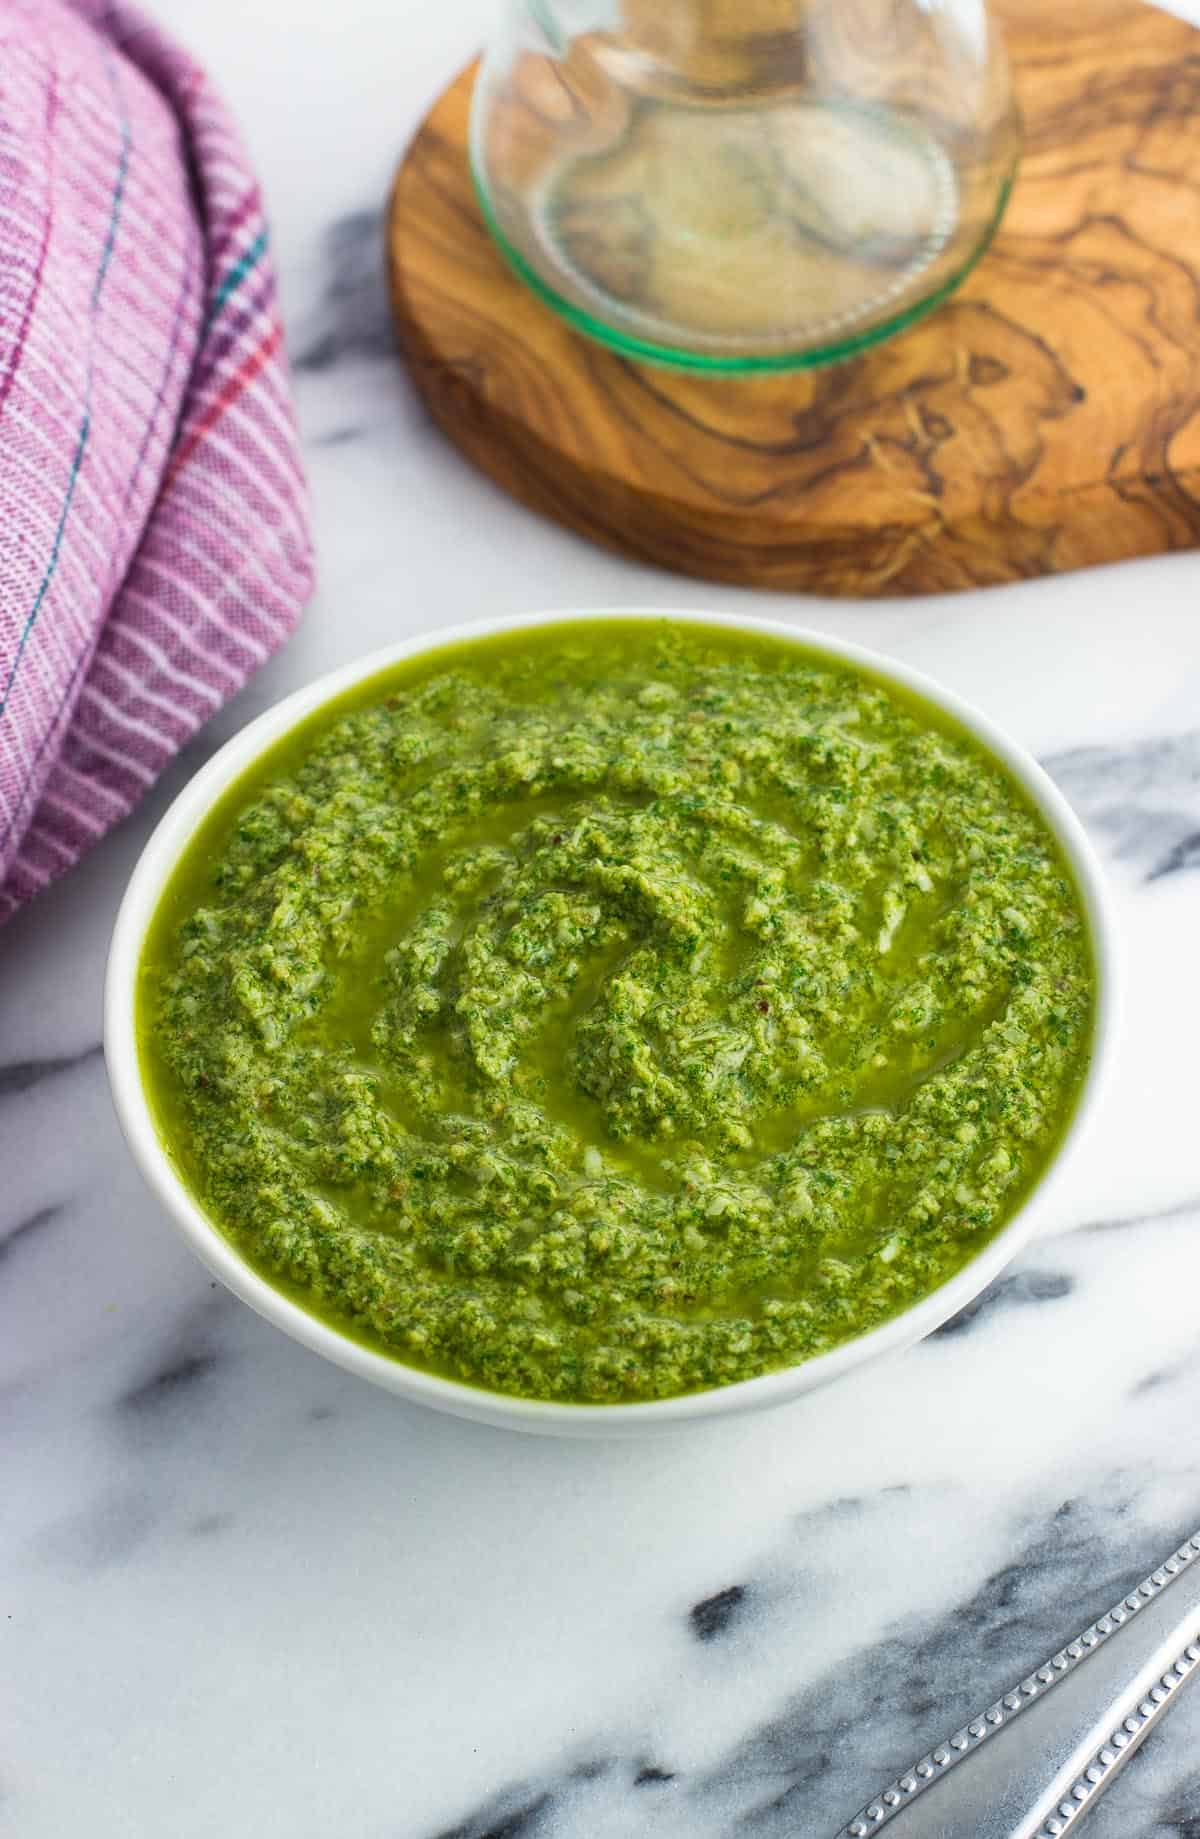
[106,609,1117,1437]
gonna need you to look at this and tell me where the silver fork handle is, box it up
[837,1531,1200,1839]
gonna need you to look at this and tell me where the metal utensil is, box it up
[838,1530,1200,1839]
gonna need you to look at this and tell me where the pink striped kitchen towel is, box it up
[0,0,314,921]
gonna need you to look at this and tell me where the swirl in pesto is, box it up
[139,622,1094,1402]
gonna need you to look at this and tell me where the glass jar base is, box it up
[528,99,960,356]
[473,156,1015,373]
[469,0,1022,372]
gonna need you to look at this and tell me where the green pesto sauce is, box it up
[138,621,1095,1404]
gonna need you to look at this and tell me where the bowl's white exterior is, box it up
[105,609,1118,1437]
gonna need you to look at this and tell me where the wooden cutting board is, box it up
[387,0,1200,596]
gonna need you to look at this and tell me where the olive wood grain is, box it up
[387,0,1200,596]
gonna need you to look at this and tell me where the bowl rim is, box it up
[105,607,1118,1435]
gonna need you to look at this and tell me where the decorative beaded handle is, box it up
[837,1531,1200,1839]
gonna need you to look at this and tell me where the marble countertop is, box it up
[5,1,1200,1833]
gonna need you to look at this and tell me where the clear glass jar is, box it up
[470,0,1020,370]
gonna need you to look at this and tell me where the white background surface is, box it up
[4,2,1200,1834]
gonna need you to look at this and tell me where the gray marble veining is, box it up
[1046,733,1200,884]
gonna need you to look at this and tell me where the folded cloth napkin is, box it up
[0,0,313,921]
